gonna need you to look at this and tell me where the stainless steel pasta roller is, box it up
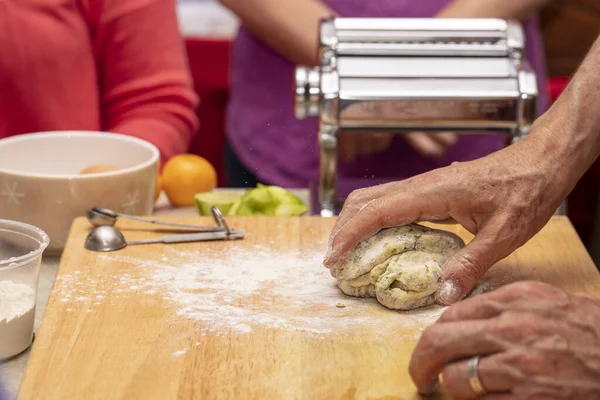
[294,17,539,216]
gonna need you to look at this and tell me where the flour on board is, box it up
[53,246,446,335]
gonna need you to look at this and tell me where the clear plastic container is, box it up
[0,219,49,361]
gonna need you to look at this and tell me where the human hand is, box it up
[339,132,457,162]
[409,281,600,399]
[324,130,569,305]
[403,132,458,159]
[340,133,393,162]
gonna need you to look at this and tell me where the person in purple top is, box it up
[219,0,553,210]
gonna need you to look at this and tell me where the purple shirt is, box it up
[226,0,549,202]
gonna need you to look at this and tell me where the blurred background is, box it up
[175,0,600,262]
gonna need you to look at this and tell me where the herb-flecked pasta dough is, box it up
[335,224,465,310]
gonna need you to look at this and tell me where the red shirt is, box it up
[0,0,199,162]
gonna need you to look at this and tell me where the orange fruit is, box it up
[162,154,217,207]
[154,174,163,202]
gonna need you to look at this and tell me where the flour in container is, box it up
[0,280,36,359]
[53,247,446,336]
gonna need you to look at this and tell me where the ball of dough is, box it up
[335,224,464,310]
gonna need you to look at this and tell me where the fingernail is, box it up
[436,280,462,305]
[323,250,340,276]
[323,250,334,266]
[420,378,440,396]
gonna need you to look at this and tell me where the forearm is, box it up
[218,0,335,66]
[437,0,552,20]
[91,0,199,163]
[111,114,196,164]
[530,35,600,197]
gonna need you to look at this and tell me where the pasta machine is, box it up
[294,18,539,217]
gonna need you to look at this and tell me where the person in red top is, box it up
[0,0,198,163]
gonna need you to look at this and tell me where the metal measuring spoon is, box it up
[84,225,244,252]
[86,207,224,232]
[85,206,241,252]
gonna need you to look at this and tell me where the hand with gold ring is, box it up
[467,356,486,397]
[408,281,600,399]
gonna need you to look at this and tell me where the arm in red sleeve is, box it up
[85,0,199,162]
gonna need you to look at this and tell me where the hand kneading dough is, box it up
[336,224,465,310]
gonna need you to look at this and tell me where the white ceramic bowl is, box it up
[0,131,160,253]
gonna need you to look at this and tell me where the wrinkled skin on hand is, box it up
[324,131,567,305]
[409,281,600,399]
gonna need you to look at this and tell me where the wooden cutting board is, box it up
[18,216,600,400]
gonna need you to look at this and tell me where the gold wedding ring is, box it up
[467,356,487,396]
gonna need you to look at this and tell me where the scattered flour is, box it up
[0,280,36,360]
[172,349,187,357]
[53,246,446,336]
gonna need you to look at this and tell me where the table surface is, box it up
[0,190,310,399]
[11,216,600,400]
